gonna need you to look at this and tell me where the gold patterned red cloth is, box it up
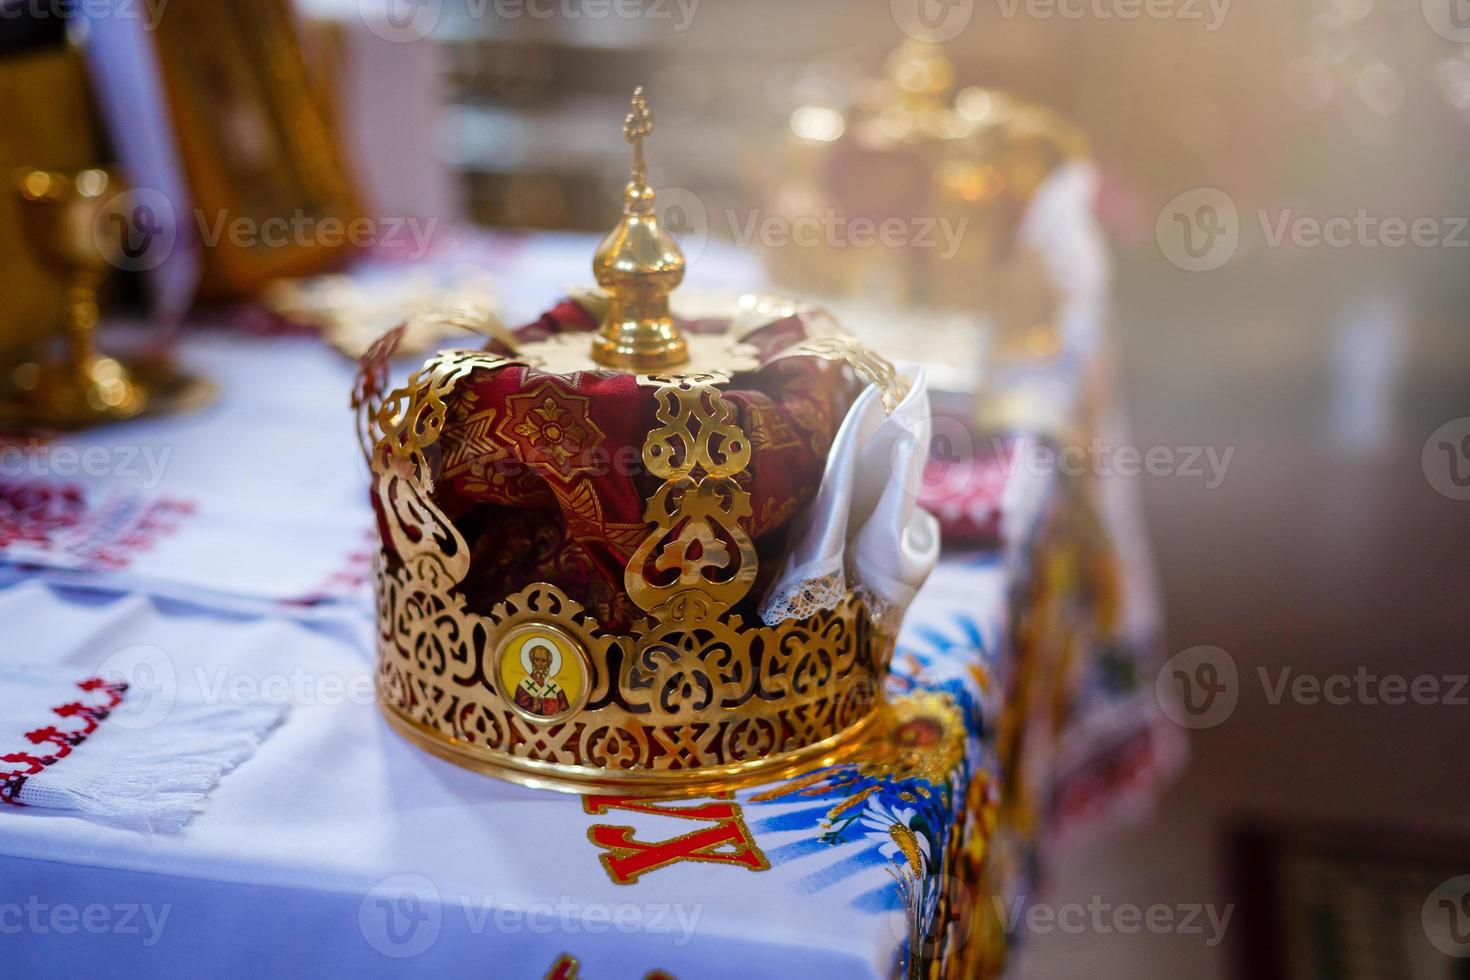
[427,301,861,632]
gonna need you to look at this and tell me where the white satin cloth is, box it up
[759,365,940,628]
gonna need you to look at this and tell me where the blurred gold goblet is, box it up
[8,167,148,428]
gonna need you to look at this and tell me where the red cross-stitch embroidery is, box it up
[0,677,128,807]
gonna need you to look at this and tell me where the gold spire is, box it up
[887,37,954,110]
[875,38,959,141]
[590,87,689,371]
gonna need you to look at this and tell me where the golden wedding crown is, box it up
[359,89,916,795]
[764,39,1088,313]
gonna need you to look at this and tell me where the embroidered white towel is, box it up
[759,365,940,627]
[0,663,284,832]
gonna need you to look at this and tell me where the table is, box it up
[0,232,1175,979]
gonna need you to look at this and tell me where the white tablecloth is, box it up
[0,230,1170,979]
[0,559,1023,978]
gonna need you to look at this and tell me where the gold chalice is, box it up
[5,167,149,428]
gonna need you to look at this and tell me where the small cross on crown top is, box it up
[624,87,653,184]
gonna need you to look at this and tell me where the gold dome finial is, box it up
[590,86,689,371]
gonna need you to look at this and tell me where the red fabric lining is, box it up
[420,301,861,632]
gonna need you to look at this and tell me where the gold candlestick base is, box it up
[7,167,213,431]
[6,352,145,426]
[0,349,214,433]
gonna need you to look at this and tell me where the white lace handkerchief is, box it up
[759,365,940,628]
[0,663,284,832]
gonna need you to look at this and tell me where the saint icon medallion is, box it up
[494,623,591,726]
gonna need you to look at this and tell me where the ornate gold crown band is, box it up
[361,90,912,795]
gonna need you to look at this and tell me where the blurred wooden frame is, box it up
[150,0,362,301]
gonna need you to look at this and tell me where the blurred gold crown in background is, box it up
[763,38,1089,316]
[363,90,915,795]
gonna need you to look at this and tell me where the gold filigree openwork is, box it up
[367,339,904,794]
[377,565,889,792]
[370,348,523,485]
[624,372,757,623]
[770,335,912,413]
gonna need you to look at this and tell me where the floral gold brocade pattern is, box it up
[498,382,607,483]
